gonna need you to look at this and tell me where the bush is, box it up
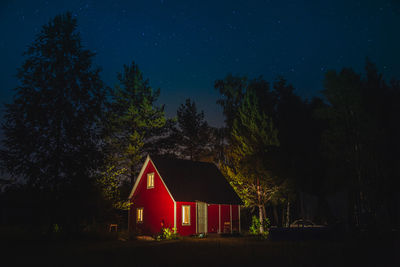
[249,215,270,239]
[156,227,179,241]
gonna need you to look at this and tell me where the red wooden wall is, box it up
[207,204,240,233]
[207,204,219,233]
[176,202,196,236]
[129,160,175,235]
[220,204,231,233]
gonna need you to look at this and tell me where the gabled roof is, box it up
[149,155,243,205]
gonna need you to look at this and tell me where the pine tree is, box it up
[104,62,166,186]
[174,98,212,160]
[0,13,107,225]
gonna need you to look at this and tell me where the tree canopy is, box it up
[0,12,107,226]
[171,98,212,160]
[103,61,167,192]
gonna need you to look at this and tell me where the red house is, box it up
[128,155,243,236]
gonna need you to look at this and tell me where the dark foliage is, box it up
[103,61,167,185]
[320,59,400,230]
[215,60,400,231]
[169,98,213,160]
[0,12,107,230]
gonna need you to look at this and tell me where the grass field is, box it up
[2,232,399,266]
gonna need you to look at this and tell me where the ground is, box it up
[2,233,399,266]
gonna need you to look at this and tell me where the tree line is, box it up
[0,13,398,234]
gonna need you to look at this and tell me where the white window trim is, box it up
[137,207,144,223]
[147,172,154,189]
[182,205,191,226]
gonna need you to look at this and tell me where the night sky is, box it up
[1,0,399,127]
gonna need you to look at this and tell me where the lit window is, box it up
[137,208,143,223]
[147,173,154,188]
[182,205,190,225]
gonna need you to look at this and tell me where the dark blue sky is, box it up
[1,0,399,126]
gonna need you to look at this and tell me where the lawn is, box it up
[2,234,399,266]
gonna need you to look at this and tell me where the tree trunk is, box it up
[258,205,264,233]
[262,205,267,228]
[348,188,357,232]
[286,200,290,227]
[300,191,305,219]
[282,205,286,227]
[257,178,264,233]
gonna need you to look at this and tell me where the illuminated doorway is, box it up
[196,201,207,234]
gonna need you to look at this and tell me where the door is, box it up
[196,201,207,234]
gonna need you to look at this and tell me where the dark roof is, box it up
[150,156,243,205]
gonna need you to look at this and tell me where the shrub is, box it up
[249,215,270,239]
[249,216,261,235]
[156,227,179,241]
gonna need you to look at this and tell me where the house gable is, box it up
[129,155,176,234]
[129,155,175,202]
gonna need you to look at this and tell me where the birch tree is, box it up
[221,89,280,233]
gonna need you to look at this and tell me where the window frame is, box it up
[182,205,191,226]
[136,207,144,223]
[147,172,154,189]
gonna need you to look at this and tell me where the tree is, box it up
[172,98,212,160]
[320,59,400,229]
[221,88,280,233]
[104,62,167,186]
[216,75,303,228]
[0,13,107,226]
[208,127,227,164]
[214,75,247,134]
[322,66,370,228]
[272,77,328,223]
[97,166,130,211]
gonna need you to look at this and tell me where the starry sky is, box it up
[1,0,399,127]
